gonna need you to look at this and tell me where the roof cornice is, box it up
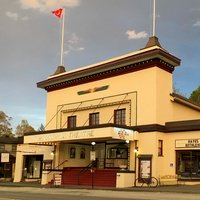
[171,93,200,111]
[37,47,181,92]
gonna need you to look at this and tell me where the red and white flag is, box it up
[52,8,63,18]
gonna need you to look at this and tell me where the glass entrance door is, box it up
[23,155,43,179]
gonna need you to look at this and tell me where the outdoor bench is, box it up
[159,175,178,186]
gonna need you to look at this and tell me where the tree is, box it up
[15,120,35,137]
[0,111,13,136]
[38,123,45,132]
[189,86,200,105]
[173,85,186,97]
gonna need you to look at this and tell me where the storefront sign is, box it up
[175,139,200,148]
[1,153,9,163]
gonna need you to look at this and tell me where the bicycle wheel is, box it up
[148,177,158,187]
[134,178,144,187]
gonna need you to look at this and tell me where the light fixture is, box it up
[91,142,96,146]
[134,147,139,153]
[50,150,55,156]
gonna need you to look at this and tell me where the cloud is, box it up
[5,11,29,21]
[19,0,81,13]
[126,30,148,40]
[68,33,79,45]
[193,20,200,27]
[5,11,19,20]
[21,16,29,21]
[78,47,85,51]
[64,33,85,55]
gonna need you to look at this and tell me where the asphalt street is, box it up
[0,186,200,200]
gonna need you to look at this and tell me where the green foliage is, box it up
[38,123,45,132]
[189,86,200,105]
[0,111,13,136]
[15,120,35,137]
[173,85,186,97]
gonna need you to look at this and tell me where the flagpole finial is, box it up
[53,65,66,75]
[145,36,162,48]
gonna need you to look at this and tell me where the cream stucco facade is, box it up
[14,37,200,187]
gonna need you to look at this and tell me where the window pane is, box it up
[0,145,5,151]
[158,140,163,156]
[114,109,126,125]
[68,116,76,128]
[12,145,17,152]
[70,147,76,158]
[89,113,99,126]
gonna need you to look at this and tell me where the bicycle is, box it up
[134,177,158,188]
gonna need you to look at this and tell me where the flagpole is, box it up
[60,8,65,66]
[152,0,156,36]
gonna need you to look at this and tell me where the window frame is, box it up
[80,147,86,159]
[12,144,17,152]
[67,116,77,129]
[114,109,126,125]
[158,140,163,156]
[69,147,76,159]
[89,112,99,126]
[0,144,5,152]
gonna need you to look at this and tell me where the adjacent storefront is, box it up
[176,139,200,179]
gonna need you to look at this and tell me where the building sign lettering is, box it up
[69,130,94,139]
[175,139,200,148]
[24,129,95,143]
[24,127,134,144]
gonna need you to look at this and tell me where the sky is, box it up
[0,0,200,131]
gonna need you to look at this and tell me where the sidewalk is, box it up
[126,185,200,194]
[0,181,200,194]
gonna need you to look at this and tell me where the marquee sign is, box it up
[24,127,134,144]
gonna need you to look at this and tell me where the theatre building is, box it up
[14,37,200,187]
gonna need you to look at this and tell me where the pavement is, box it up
[0,181,200,194]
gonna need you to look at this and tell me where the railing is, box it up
[78,160,97,185]
[47,159,68,174]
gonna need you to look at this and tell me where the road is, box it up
[0,187,199,200]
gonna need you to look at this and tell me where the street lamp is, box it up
[134,147,138,185]
[50,150,55,156]
[91,141,96,152]
[91,141,96,189]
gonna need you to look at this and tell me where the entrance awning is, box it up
[24,126,135,144]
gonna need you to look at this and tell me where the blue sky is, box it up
[0,0,200,131]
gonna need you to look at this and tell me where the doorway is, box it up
[176,150,200,179]
[22,155,43,179]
